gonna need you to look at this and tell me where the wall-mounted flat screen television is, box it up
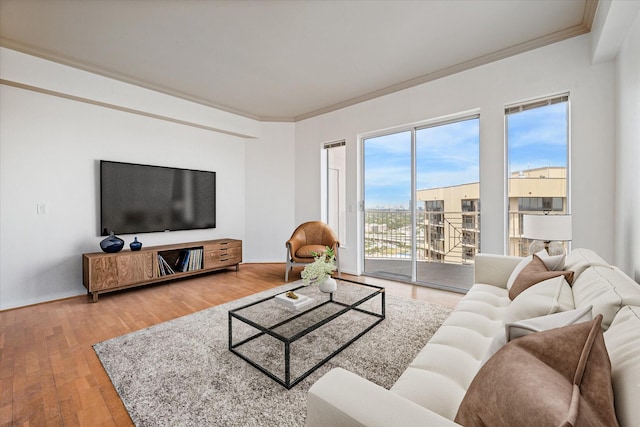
[100,160,216,236]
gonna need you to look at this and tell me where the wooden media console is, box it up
[82,238,242,302]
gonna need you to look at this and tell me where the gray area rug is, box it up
[93,282,452,427]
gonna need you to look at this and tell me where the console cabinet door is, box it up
[88,257,119,291]
[88,252,154,291]
[116,252,155,285]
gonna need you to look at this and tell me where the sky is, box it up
[364,102,567,209]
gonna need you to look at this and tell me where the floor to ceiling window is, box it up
[362,115,479,292]
[506,94,570,256]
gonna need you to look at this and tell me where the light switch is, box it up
[37,203,47,214]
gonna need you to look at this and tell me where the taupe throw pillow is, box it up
[455,314,619,427]
[509,254,574,300]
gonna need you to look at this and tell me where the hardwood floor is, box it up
[0,263,462,426]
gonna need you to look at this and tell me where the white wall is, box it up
[244,121,296,263]
[615,11,640,281]
[0,49,295,310]
[295,34,617,275]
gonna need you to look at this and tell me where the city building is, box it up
[417,166,567,262]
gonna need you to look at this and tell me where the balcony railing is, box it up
[365,209,480,265]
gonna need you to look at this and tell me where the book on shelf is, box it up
[175,250,190,272]
[157,254,175,276]
[188,248,203,271]
[167,248,204,274]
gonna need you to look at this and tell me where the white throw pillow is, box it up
[506,304,592,341]
[482,305,592,365]
[504,275,574,324]
[535,249,566,271]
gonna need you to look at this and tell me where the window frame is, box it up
[322,140,347,246]
[505,93,571,256]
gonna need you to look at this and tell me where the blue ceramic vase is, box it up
[100,231,124,253]
[130,237,143,251]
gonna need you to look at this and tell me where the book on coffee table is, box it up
[275,292,314,310]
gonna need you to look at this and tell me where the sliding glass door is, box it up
[415,117,479,290]
[363,130,413,280]
[363,116,479,292]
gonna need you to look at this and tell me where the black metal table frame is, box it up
[228,277,385,389]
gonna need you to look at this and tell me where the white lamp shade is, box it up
[522,214,572,241]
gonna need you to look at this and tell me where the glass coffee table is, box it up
[228,277,385,389]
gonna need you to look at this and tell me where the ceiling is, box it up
[0,0,597,122]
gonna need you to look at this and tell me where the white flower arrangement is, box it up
[301,247,337,286]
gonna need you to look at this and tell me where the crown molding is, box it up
[0,37,270,122]
[294,22,593,121]
[583,0,599,31]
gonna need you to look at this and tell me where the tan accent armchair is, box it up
[285,221,340,281]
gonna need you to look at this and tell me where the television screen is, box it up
[100,161,216,236]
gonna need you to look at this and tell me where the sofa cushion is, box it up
[509,254,574,300]
[295,244,327,258]
[483,305,592,364]
[391,283,510,421]
[504,275,574,324]
[604,306,640,427]
[572,266,640,330]
[564,248,611,280]
[455,315,619,427]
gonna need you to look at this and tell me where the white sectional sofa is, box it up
[306,249,640,426]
